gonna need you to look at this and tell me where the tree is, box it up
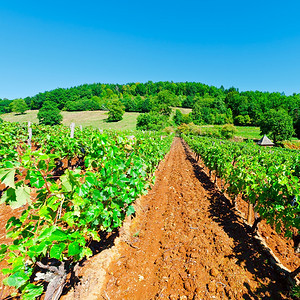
[107,100,125,122]
[295,117,300,139]
[151,90,176,117]
[190,100,203,125]
[260,109,295,144]
[182,96,195,108]
[234,114,251,126]
[173,109,183,125]
[37,101,63,125]
[141,97,152,113]
[11,99,28,114]
[0,99,12,114]
[136,112,168,131]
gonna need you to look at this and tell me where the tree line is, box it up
[0,81,299,138]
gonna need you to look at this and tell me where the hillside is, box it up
[0,108,193,131]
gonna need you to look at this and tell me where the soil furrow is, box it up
[65,137,291,300]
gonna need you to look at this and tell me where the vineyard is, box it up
[0,122,300,299]
[184,135,300,242]
[0,122,173,299]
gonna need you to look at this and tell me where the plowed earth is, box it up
[63,138,298,300]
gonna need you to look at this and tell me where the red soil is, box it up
[64,138,297,300]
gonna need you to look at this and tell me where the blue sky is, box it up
[1,0,300,99]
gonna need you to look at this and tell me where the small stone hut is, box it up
[257,135,274,147]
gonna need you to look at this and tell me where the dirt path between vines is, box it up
[64,137,293,300]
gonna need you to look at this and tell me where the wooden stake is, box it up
[28,121,32,147]
[70,123,75,138]
[247,202,253,224]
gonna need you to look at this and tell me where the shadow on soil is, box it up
[181,139,291,300]
[62,229,119,296]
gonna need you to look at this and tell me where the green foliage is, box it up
[150,90,177,117]
[0,125,173,298]
[121,95,136,112]
[191,100,203,125]
[234,114,251,126]
[65,97,101,111]
[295,117,300,139]
[0,117,3,123]
[182,96,195,108]
[107,100,125,122]
[220,124,237,139]
[120,95,147,113]
[141,97,152,113]
[185,135,300,241]
[2,81,299,135]
[156,90,177,106]
[260,109,295,143]
[173,109,184,125]
[191,95,230,126]
[10,99,28,114]
[177,123,202,136]
[182,113,193,124]
[0,99,12,114]
[136,112,169,131]
[291,283,300,298]
[37,101,63,125]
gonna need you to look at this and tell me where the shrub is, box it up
[220,124,237,139]
[136,112,169,131]
[176,123,202,136]
[234,114,251,126]
[10,99,28,114]
[107,100,125,122]
[37,101,63,125]
[162,126,174,134]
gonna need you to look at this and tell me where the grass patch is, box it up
[0,110,140,131]
[199,125,262,140]
[234,126,262,140]
[1,108,191,131]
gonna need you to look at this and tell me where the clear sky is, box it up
[1,0,300,99]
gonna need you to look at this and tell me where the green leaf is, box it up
[28,241,48,258]
[5,270,30,289]
[61,173,72,192]
[30,174,45,189]
[0,168,15,188]
[39,205,56,221]
[23,284,44,300]
[38,226,56,241]
[126,205,135,216]
[68,241,82,256]
[50,229,69,242]
[93,189,101,200]
[50,243,66,260]
[10,185,31,208]
[62,211,75,227]
[0,244,8,255]
[85,176,97,187]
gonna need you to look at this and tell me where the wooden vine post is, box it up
[28,121,32,148]
[70,123,75,138]
[247,202,253,224]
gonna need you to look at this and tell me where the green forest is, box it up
[0,81,299,138]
